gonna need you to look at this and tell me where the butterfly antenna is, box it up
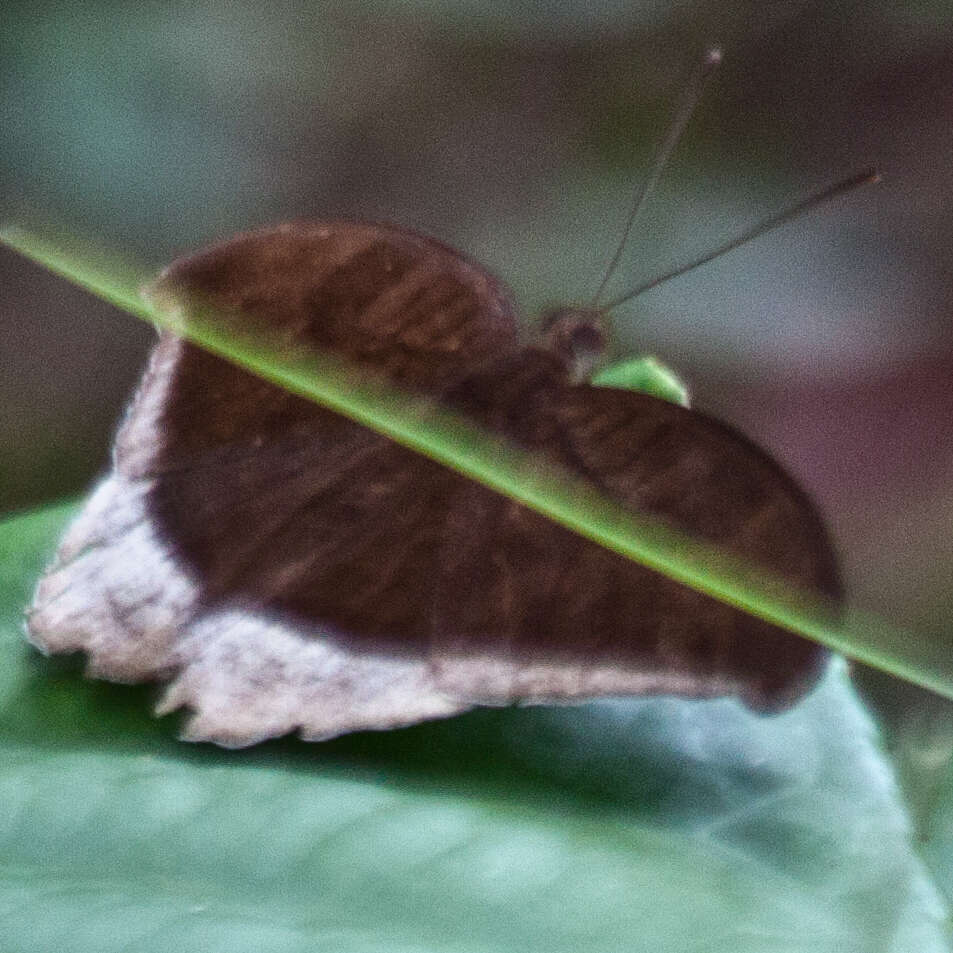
[602,168,881,312]
[591,47,723,309]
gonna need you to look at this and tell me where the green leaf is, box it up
[923,753,953,916]
[2,227,952,706]
[0,504,949,951]
[592,355,691,406]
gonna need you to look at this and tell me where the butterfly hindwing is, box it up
[430,357,835,712]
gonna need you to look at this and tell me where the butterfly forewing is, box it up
[148,221,521,392]
[136,223,522,645]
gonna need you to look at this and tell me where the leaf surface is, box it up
[0,504,947,952]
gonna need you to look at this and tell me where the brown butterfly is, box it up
[25,212,847,746]
[25,55,867,746]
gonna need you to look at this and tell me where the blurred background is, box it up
[2,1,952,795]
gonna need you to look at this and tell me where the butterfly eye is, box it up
[568,323,606,358]
[540,307,609,382]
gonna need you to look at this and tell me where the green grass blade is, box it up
[2,225,951,703]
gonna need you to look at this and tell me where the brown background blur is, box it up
[1,2,952,682]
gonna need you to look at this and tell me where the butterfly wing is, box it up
[431,353,838,713]
[28,222,521,745]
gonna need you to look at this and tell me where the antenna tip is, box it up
[705,47,723,66]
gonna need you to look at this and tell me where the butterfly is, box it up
[26,49,870,746]
[25,215,843,747]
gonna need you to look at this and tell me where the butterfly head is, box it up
[540,307,610,384]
